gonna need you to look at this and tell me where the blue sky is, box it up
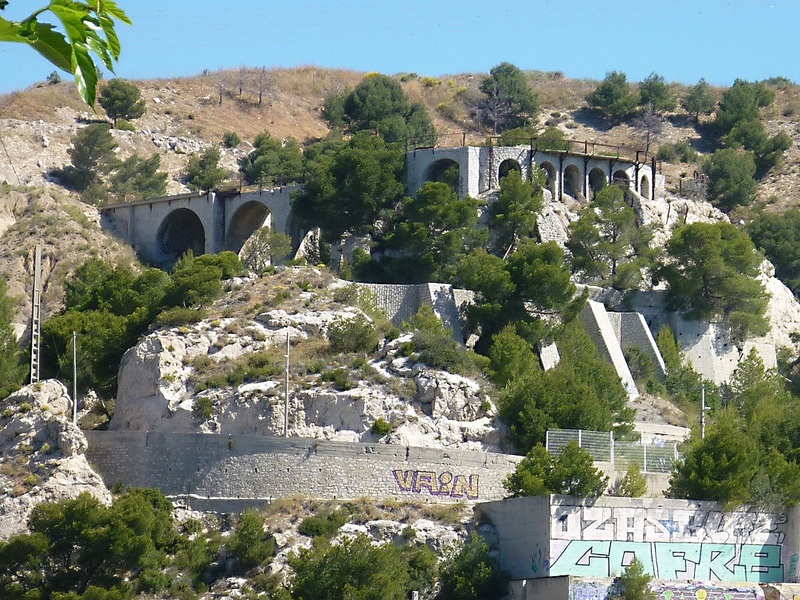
[0,0,795,96]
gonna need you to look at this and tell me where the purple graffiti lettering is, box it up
[392,469,414,492]
[452,474,479,500]
[413,471,438,494]
[438,472,454,496]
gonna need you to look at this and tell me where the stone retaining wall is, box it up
[84,431,521,510]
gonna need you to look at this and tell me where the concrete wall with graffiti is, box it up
[84,431,521,511]
[508,576,766,600]
[480,496,800,584]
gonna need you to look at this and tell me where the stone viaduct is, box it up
[100,185,297,268]
[99,143,663,266]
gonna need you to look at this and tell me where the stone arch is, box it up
[156,208,205,264]
[563,164,582,200]
[226,200,271,254]
[539,161,557,197]
[499,158,521,181]
[613,169,631,188]
[424,158,460,193]
[640,175,651,199]
[588,167,607,200]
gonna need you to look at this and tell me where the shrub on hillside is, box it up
[327,314,379,354]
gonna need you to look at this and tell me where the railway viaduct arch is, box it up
[100,185,297,267]
[405,144,662,202]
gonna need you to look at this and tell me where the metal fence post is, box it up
[578,429,582,448]
[610,431,614,466]
[546,430,550,452]
[643,439,648,473]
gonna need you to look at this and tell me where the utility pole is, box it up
[29,244,42,384]
[284,329,289,437]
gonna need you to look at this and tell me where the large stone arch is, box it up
[499,158,521,181]
[156,208,205,262]
[424,158,460,193]
[588,167,607,200]
[226,200,271,253]
[563,164,583,200]
[538,161,557,197]
[640,174,651,199]
[613,169,631,188]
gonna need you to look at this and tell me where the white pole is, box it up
[72,331,77,425]
[284,329,289,437]
[701,384,706,439]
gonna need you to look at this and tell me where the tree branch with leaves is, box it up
[0,0,131,106]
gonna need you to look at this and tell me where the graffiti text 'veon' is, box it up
[392,469,479,500]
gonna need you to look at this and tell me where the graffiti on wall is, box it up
[548,504,787,582]
[392,470,479,499]
[572,580,764,600]
[550,540,782,582]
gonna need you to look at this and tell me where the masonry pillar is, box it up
[211,192,226,254]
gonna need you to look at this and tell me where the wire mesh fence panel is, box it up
[546,430,679,474]
[546,430,612,462]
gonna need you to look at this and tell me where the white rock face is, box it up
[0,380,111,540]
[111,309,501,450]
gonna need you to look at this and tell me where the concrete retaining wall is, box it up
[84,431,521,510]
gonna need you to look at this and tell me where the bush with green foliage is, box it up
[98,78,146,127]
[611,557,656,600]
[439,531,507,600]
[490,169,543,254]
[638,72,676,113]
[0,490,177,598]
[586,71,638,122]
[660,221,768,338]
[184,146,228,192]
[327,314,379,354]
[109,153,168,200]
[456,241,584,353]
[55,123,118,193]
[400,305,482,376]
[475,62,539,134]
[567,185,655,290]
[298,507,351,538]
[682,78,717,122]
[714,79,775,135]
[748,208,800,297]
[292,132,405,242]
[371,181,485,283]
[223,131,241,148]
[615,463,648,497]
[227,509,275,571]
[288,534,436,600]
[240,132,303,186]
[330,73,437,144]
[504,441,608,498]
[42,253,240,397]
[371,417,393,436]
[668,349,800,509]
[495,320,633,451]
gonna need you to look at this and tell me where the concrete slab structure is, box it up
[479,495,800,584]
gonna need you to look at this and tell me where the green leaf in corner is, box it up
[28,23,73,73]
[72,42,99,107]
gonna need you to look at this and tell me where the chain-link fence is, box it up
[546,429,680,474]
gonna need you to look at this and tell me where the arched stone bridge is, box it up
[100,185,296,267]
[99,144,664,266]
[405,144,664,202]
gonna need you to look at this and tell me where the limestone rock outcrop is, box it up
[110,310,501,451]
[0,380,111,540]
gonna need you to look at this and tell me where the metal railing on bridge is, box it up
[405,132,654,164]
[545,429,681,474]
